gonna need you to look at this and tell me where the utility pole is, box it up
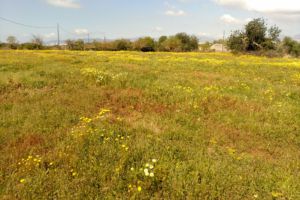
[87,33,90,43]
[222,30,225,52]
[57,23,60,46]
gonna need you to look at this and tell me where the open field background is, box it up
[0,50,300,199]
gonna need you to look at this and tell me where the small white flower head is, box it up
[149,164,154,169]
[145,163,150,167]
[149,172,154,177]
[144,168,149,176]
[152,159,157,163]
[130,167,134,171]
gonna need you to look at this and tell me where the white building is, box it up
[210,44,228,52]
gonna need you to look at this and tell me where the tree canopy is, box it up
[227,18,281,52]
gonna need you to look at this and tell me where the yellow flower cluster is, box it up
[18,155,42,168]
[174,85,194,93]
[291,73,300,82]
[204,85,219,92]
[80,117,92,124]
[226,147,243,161]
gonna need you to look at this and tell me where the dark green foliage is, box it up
[160,36,182,52]
[245,18,267,51]
[113,39,132,51]
[227,30,248,52]
[227,18,282,53]
[19,43,41,50]
[282,37,300,57]
[158,33,199,52]
[66,39,85,51]
[158,36,168,51]
[268,25,281,42]
[174,32,199,51]
[133,37,156,51]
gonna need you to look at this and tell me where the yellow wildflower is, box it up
[137,186,142,192]
[271,192,283,198]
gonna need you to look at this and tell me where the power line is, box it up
[0,16,55,29]
[60,26,78,37]
[0,16,107,44]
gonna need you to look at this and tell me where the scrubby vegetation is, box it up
[1,32,199,53]
[282,37,300,57]
[0,50,299,199]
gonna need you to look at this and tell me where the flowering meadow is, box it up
[0,50,300,199]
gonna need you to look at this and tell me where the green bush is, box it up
[282,37,300,57]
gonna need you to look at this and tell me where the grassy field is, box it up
[0,50,300,199]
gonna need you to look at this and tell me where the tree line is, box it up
[1,18,300,57]
[0,32,199,52]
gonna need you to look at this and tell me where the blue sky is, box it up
[0,0,299,42]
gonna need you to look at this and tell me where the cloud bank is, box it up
[215,0,300,15]
[46,0,81,9]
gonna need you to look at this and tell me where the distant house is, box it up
[210,43,228,52]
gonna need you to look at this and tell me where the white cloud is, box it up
[164,2,186,16]
[46,0,80,9]
[214,0,300,15]
[154,26,163,32]
[220,14,253,24]
[198,32,208,36]
[44,32,56,39]
[245,17,253,22]
[165,9,186,16]
[74,29,89,35]
[220,14,240,24]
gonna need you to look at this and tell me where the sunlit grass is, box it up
[0,50,300,199]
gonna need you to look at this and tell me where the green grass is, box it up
[0,50,300,199]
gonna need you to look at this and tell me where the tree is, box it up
[66,39,84,50]
[160,36,182,52]
[31,35,44,50]
[174,32,199,51]
[245,18,267,51]
[282,37,300,57]
[6,35,18,49]
[227,18,282,52]
[268,25,281,42]
[113,39,132,51]
[133,37,156,52]
[158,36,167,44]
[158,36,168,51]
[227,30,248,52]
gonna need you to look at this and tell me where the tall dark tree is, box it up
[245,18,267,51]
[175,32,199,51]
[227,18,282,52]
